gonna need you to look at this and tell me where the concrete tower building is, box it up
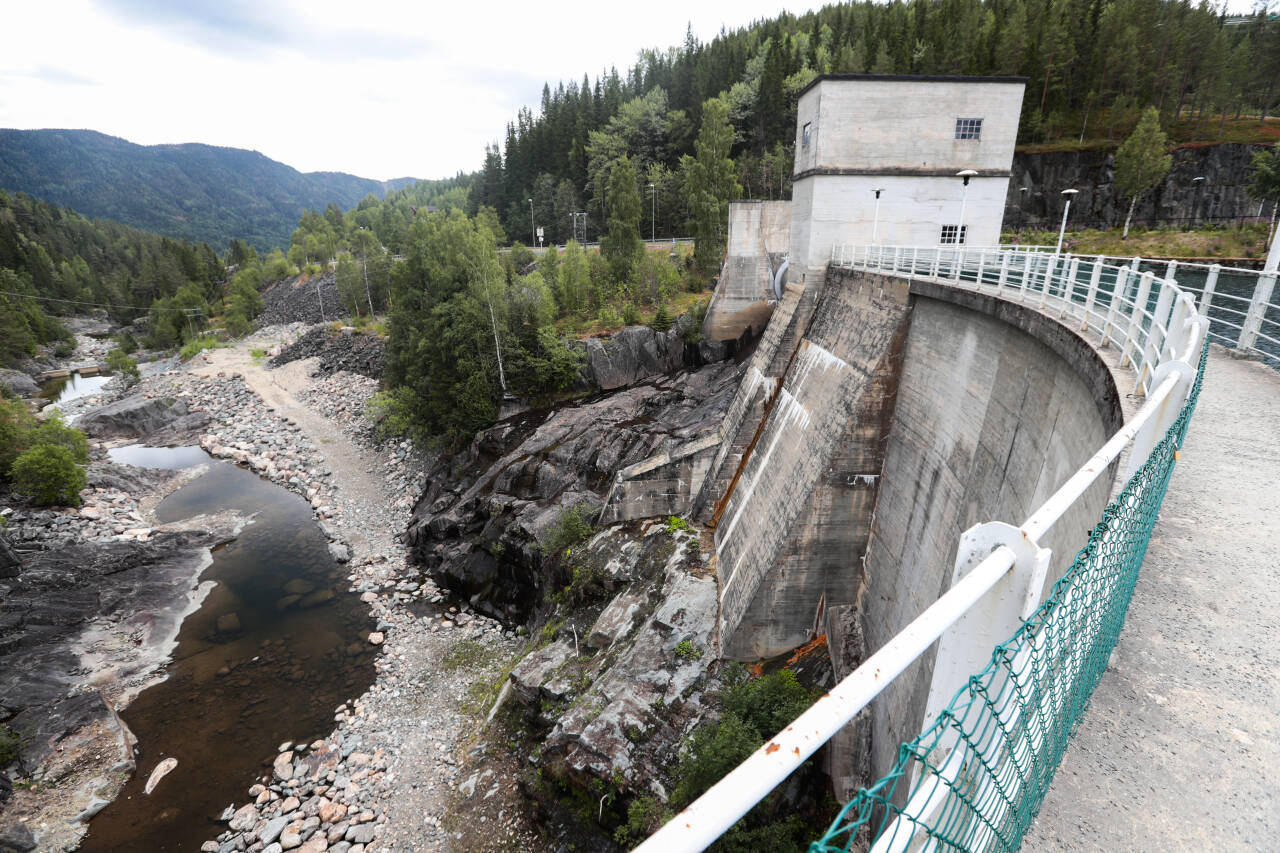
[788,74,1026,289]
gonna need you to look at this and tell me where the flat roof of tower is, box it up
[798,73,1029,98]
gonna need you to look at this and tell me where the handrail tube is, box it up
[633,547,1019,853]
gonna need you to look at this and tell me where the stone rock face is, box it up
[405,361,741,621]
[77,395,207,440]
[0,369,39,398]
[506,524,719,792]
[0,534,19,580]
[1010,142,1269,230]
[576,325,686,391]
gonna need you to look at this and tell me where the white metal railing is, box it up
[635,245,1210,853]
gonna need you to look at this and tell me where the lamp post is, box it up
[1018,186,1029,231]
[1191,176,1206,229]
[648,182,656,242]
[1055,188,1079,255]
[872,188,885,244]
[956,170,978,245]
[528,198,534,248]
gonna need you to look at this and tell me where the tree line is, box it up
[469,0,1279,246]
[0,190,222,366]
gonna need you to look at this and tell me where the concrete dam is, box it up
[606,256,1124,783]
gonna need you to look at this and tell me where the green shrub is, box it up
[0,397,37,477]
[179,334,222,361]
[52,340,75,359]
[672,711,761,806]
[249,348,268,362]
[675,639,702,661]
[621,303,641,325]
[598,306,623,328]
[0,725,19,765]
[543,503,597,556]
[365,387,423,442]
[106,348,140,386]
[30,411,88,465]
[615,795,670,847]
[113,331,139,354]
[10,443,87,506]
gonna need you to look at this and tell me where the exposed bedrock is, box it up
[77,395,209,442]
[0,526,233,773]
[405,361,740,622]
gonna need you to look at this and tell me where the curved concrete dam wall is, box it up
[708,267,1123,784]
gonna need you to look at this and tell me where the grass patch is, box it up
[1004,223,1273,259]
[442,639,502,672]
[249,347,268,362]
[179,334,223,361]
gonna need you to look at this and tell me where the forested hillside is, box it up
[0,129,417,251]
[0,190,222,366]
[466,0,1280,244]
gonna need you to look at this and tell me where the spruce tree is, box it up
[686,98,741,274]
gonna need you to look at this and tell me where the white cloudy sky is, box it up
[2,0,1266,182]
[1,0,824,181]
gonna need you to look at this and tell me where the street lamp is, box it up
[1018,186,1029,231]
[528,198,535,248]
[955,170,978,245]
[648,182,656,242]
[1055,188,1079,255]
[871,188,885,244]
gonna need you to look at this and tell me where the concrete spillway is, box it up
[696,264,1124,784]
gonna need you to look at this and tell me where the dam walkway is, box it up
[1026,348,1280,851]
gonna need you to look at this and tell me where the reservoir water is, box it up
[80,446,376,852]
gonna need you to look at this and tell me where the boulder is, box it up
[78,396,203,440]
[578,325,685,390]
[0,369,39,398]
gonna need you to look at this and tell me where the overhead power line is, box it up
[0,288,208,316]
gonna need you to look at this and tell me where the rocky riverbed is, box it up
[4,314,755,853]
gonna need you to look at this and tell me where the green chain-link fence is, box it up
[810,341,1208,853]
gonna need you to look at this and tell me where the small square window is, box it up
[955,118,983,140]
[940,224,967,245]
[802,122,812,147]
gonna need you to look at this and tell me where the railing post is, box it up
[1020,251,1034,303]
[1082,259,1103,333]
[921,522,1051,740]
[1239,269,1277,353]
[977,250,987,289]
[893,246,902,273]
[931,249,940,279]
[1165,259,1179,283]
[1120,270,1154,376]
[1102,265,1129,349]
[998,252,1010,292]
[1060,257,1080,320]
[912,246,920,275]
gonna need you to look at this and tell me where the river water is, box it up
[79,446,376,852]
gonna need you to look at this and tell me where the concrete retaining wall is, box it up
[703,200,792,343]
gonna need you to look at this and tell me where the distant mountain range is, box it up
[0,129,417,250]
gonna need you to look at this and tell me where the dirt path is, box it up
[192,340,389,556]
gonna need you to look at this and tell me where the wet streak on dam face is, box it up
[711,266,1122,783]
